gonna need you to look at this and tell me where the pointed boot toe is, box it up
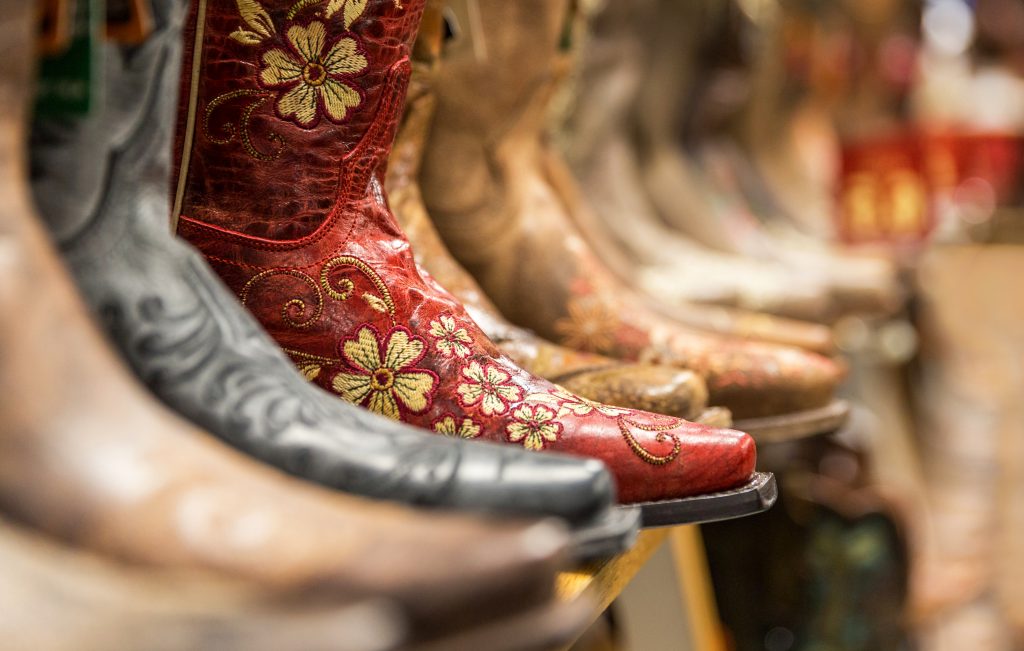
[610,421,756,504]
[690,341,845,420]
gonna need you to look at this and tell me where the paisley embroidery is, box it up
[617,416,683,466]
[456,361,523,417]
[240,254,395,330]
[429,314,473,359]
[332,325,437,420]
[431,414,481,439]
[506,404,562,451]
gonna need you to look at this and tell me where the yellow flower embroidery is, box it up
[429,315,473,359]
[506,405,562,451]
[259,21,367,128]
[457,361,523,416]
[554,296,618,353]
[550,386,629,418]
[332,326,437,420]
[431,414,482,439]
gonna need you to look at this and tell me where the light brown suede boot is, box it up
[421,0,848,438]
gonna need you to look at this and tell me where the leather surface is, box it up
[386,60,709,420]
[420,0,843,420]
[30,0,619,527]
[3,9,569,635]
[174,0,755,504]
[0,520,403,651]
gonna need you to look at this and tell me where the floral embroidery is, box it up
[230,0,276,45]
[506,405,562,451]
[457,361,523,416]
[212,0,396,158]
[550,386,629,418]
[554,296,619,353]
[431,414,482,439]
[429,315,473,359]
[259,21,367,128]
[332,325,437,420]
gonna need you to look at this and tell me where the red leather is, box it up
[175,0,755,504]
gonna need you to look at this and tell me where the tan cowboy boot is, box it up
[1,4,569,636]
[422,0,848,438]
[385,1,712,422]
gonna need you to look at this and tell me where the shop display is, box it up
[5,0,1021,648]
[171,0,773,516]
[29,0,637,559]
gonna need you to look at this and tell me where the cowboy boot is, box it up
[4,4,572,632]
[1,158,570,639]
[385,3,713,423]
[0,519,405,651]
[172,0,767,512]
[557,0,840,332]
[420,0,847,437]
[3,512,594,651]
[29,0,635,556]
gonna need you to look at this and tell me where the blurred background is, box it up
[566,0,1024,649]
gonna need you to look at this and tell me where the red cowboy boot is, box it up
[419,0,848,440]
[174,0,761,508]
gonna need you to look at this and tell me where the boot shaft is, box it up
[173,0,426,240]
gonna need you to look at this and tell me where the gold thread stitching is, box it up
[240,269,324,328]
[617,416,683,466]
[204,89,286,161]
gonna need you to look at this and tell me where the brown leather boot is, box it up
[2,514,595,651]
[1,4,567,635]
[421,0,847,436]
[385,3,710,422]
[0,518,405,651]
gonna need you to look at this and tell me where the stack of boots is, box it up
[386,1,717,423]
[172,0,769,513]
[0,3,580,634]
[420,0,848,438]
[637,0,903,320]
[29,0,638,556]
[559,0,839,327]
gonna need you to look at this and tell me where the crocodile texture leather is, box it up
[420,0,844,420]
[30,0,619,527]
[174,0,756,504]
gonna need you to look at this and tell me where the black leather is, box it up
[28,0,620,529]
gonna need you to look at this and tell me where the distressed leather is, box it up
[30,0,622,531]
[3,1,571,634]
[387,58,710,420]
[420,0,843,420]
[173,0,755,504]
[0,519,404,651]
